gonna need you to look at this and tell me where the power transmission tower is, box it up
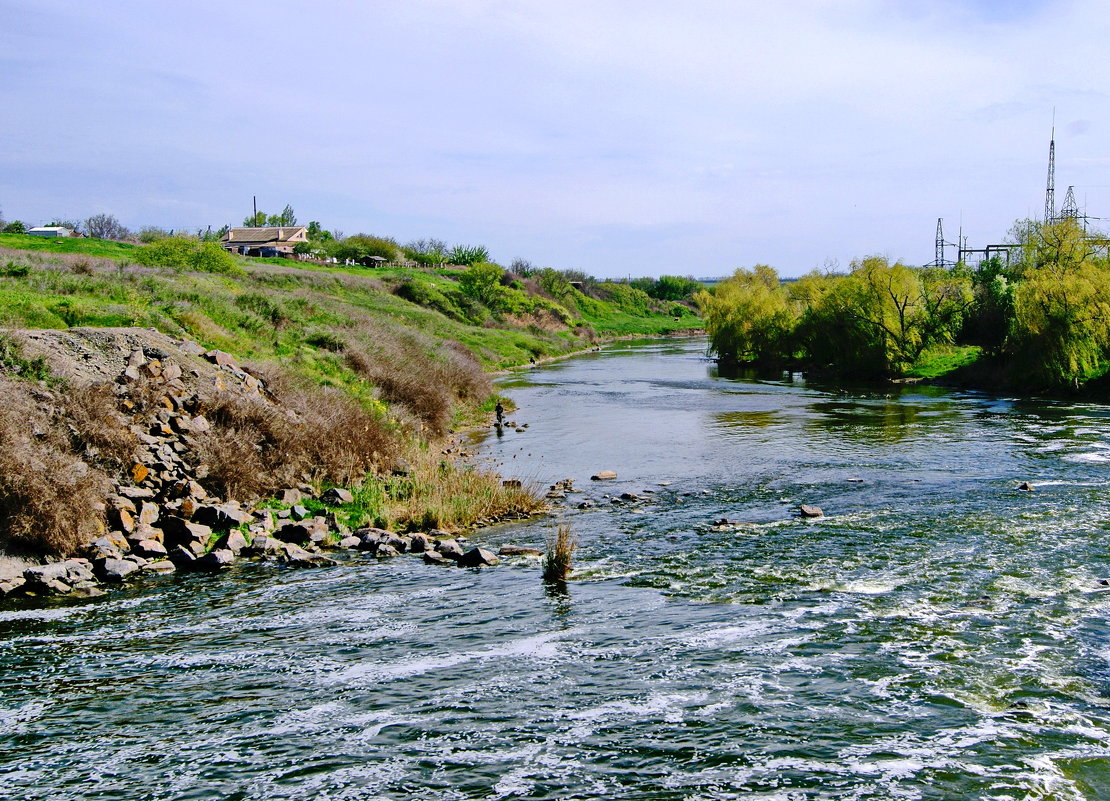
[1060,185,1079,220]
[1044,123,1056,223]
[935,218,945,266]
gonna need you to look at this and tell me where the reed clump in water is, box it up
[543,524,578,583]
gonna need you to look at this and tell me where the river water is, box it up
[4,338,1110,800]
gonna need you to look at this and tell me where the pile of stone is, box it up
[0,342,518,602]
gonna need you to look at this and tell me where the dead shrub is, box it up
[194,366,397,500]
[61,383,137,469]
[0,377,109,556]
[345,338,491,436]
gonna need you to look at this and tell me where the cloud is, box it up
[3,0,1110,275]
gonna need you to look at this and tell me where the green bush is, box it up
[134,237,241,274]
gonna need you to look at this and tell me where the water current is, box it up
[4,337,1110,799]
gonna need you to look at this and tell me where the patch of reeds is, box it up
[542,524,578,583]
[366,450,545,532]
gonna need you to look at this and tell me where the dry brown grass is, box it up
[61,383,137,469]
[543,524,578,583]
[345,336,490,436]
[194,367,397,500]
[0,377,110,556]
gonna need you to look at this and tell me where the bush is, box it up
[134,237,241,274]
[448,244,490,266]
[0,377,110,556]
[194,367,396,499]
[2,221,26,234]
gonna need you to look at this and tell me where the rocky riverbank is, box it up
[0,327,547,602]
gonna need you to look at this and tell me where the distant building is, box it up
[221,226,308,257]
[27,226,74,238]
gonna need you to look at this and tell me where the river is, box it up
[3,337,1110,799]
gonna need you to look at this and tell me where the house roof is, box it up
[223,226,307,245]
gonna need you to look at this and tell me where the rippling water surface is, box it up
[5,338,1110,799]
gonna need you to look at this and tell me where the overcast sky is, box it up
[3,0,1109,277]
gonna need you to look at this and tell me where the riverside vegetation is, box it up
[0,226,702,597]
[696,216,1110,394]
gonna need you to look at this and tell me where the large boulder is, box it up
[591,470,618,481]
[193,549,235,571]
[458,547,500,568]
[319,487,354,506]
[192,503,251,530]
[93,557,139,583]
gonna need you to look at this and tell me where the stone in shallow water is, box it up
[799,504,824,518]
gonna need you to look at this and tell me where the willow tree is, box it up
[694,265,795,365]
[1006,218,1110,390]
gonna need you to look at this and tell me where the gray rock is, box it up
[193,503,251,530]
[290,505,311,521]
[1018,481,1035,491]
[375,544,401,558]
[577,501,595,509]
[423,551,452,565]
[247,535,287,558]
[194,549,235,571]
[799,504,824,518]
[319,487,354,506]
[24,563,72,586]
[214,530,249,554]
[408,533,430,553]
[435,539,464,561]
[498,545,543,557]
[159,516,213,547]
[142,560,177,574]
[94,557,139,582]
[0,577,27,595]
[277,488,302,505]
[458,547,500,567]
[338,535,362,549]
[71,583,105,598]
[131,539,169,559]
[167,545,198,569]
[591,470,618,480]
[274,522,311,544]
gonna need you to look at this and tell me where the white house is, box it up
[27,226,74,238]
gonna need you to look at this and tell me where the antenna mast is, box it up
[1044,115,1056,223]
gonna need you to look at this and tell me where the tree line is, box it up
[696,217,1110,393]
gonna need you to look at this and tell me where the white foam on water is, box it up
[1064,452,1110,464]
[0,606,81,623]
[323,630,565,684]
[678,620,781,648]
[563,691,707,737]
[0,699,47,733]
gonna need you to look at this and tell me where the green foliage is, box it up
[3,221,26,234]
[0,333,53,382]
[133,237,242,274]
[404,238,449,266]
[334,235,400,264]
[448,244,490,266]
[458,262,507,308]
[696,265,794,365]
[243,205,297,228]
[596,282,653,314]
